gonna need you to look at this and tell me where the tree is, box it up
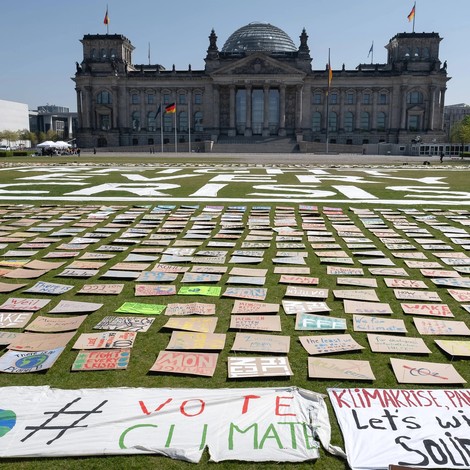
[0,129,19,146]
[450,115,470,146]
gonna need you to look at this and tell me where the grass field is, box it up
[1,156,470,469]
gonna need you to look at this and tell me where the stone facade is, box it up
[72,25,449,149]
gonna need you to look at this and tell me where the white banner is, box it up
[328,388,470,469]
[0,386,344,463]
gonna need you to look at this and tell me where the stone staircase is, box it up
[212,136,299,153]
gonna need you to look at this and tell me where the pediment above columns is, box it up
[210,53,306,81]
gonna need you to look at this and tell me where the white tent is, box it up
[37,141,71,148]
[36,140,56,148]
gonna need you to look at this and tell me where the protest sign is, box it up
[0,347,64,373]
[72,349,130,371]
[150,351,218,377]
[93,316,155,333]
[308,358,375,381]
[231,333,290,353]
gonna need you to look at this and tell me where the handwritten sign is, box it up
[285,286,328,299]
[0,312,33,329]
[25,315,87,333]
[93,316,155,332]
[165,303,215,316]
[72,332,136,350]
[223,287,267,301]
[150,351,218,377]
[367,333,431,354]
[333,290,380,302]
[8,331,76,352]
[413,318,470,336]
[136,271,178,282]
[230,315,281,332]
[72,349,130,371]
[166,331,226,350]
[115,302,166,315]
[23,281,74,295]
[447,289,470,302]
[231,333,290,353]
[327,266,364,276]
[384,278,428,289]
[393,289,441,302]
[308,358,375,381]
[435,339,470,357]
[282,300,330,315]
[135,285,176,296]
[299,334,364,355]
[231,300,279,314]
[0,347,64,373]
[77,284,124,295]
[295,313,346,331]
[227,356,293,378]
[178,286,221,297]
[47,300,103,314]
[390,358,466,384]
[163,317,218,333]
[0,298,50,312]
[353,315,407,333]
[400,303,454,317]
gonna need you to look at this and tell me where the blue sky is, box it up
[1,0,468,111]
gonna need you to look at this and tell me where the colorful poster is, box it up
[400,303,454,317]
[71,349,130,371]
[165,303,215,316]
[115,302,166,315]
[166,331,226,350]
[0,347,64,373]
[163,317,218,333]
[72,332,137,350]
[23,281,74,295]
[93,316,155,333]
[231,300,279,314]
[413,318,470,336]
[230,315,282,332]
[178,286,221,297]
[390,358,466,384]
[135,285,176,296]
[295,313,346,331]
[223,287,267,301]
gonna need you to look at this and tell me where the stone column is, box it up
[84,86,92,129]
[213,85,220,132]
[112,86,118,129]
[400,86,408,130]
[354,90,361,130]
[439,87,446,130]
[245,85,252,136]
[295,84,303,133]
[428,86,436,130]
[371,89,378,130]
[262,83,270,136]
[229,85,236,136]
[75,88,82,128]
[279,85,286,136]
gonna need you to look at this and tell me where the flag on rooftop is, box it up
[407,3,416,22]
[103,7,109,25]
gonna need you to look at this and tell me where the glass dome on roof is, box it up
[221,22,297,53]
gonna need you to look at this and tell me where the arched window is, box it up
[110,49,117,59]
[179,111,188,132]
[312,112,321,132]
[97,91,112,104]
[377,112,386,131]
[328,112,337,132]
[194,111,203,131]
[91,48,97,59]
[408,91,423,104]
[147,112,157,132]
[344,112,354,132]
[361,112,370,130]
[131,111,140,131]
[100,48,107,59]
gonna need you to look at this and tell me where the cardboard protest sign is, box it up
[151,263,189,273]
[163,317,218,333]
[178,286,221,297]
[282,300,330,315]
[71,349,130,371]
[3,268,49,279]
[165,303,216,316]
[25,315,87,333]
[47,300,103,314]
[0,282,27,293]
[135,285,176,296]
[384,279,428,289]
[273,267,310,274]
[299,334,364,355]
[308,357,375,381]
[336,277,378,288]
[231,300,280,314]
[166,331,226,350]
[326,266,364,276]
[94,316,154,332]
[0,347,64,373]
[223,287,267,301]
[368,267,409,277]
[8,331,76,351]
[285,286,328,299]
[390,358,466,384]
[77,284,124,295]
[367,334,431,354]
[420,269,461,278]
[295,313,346,331]
[329,387,470,470]
[0,331,20,345]
[0,312,33,329]
[393,289,441,302]
[229,267,268,277]
[0,297,50,312]
[447,289,470,302]
[23,260,66,270]
[353,315,407,334]
[400,303,454,317]
[279,275,319,285]
[333,290,380,302]
[230,315,282,332]
[191,265,228,274]
[227,356,293,378]
[231,332,290,353]
[150,350,219,377]
[72,331,137,350]
[181,273,222,283]
[115,302,165,315]
[56,268,99,278]
[413,318,470,336]
[23,281,74,295]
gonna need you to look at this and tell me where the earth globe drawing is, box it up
[0,409,16,437]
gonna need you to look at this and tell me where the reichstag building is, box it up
[73,22,449,150]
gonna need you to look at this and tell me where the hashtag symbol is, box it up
[21,397,108,445]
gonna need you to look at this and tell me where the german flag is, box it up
[165,103,176,114]
[407,3,416,22]
[103,7,109,25]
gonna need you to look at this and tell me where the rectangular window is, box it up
[131,94,140,105]
[313,93,322,105]
[194,93,202,104]
[178,94,186,105]
[163,94,171,104]
[330,93,338,105]
[363,93,371,105]
[346,93,354,104]
[147,94,155,104]
[379,93,387,105]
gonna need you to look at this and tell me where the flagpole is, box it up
[106,4,109,35]
[412,2,416,33]
[188,96,191,153]
[160,101,163,153]
[174,104,177,153]
[148,42,151,65]
[326,48,331,155]
[371,41,374,64]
